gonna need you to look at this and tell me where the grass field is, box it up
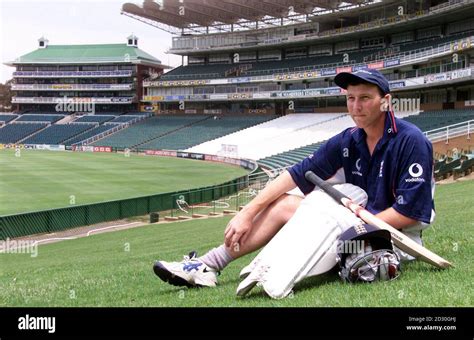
[0,149,248,215]
[0,180,472,307]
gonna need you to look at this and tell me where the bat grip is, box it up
[304,171,349,204]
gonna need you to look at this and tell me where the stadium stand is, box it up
[94,112,127,115]
[435,156,463,180]
[160,50,379,80]
[108,115,143,123]
[397,30,474,53]
[123,111,150,116]
[64,125,118,145]
[137,115,276,150]
[188,113,353,160]
[404,110,474,132]
[15,114,64,123]
[161,63,235,80]
[187,113,344,157]
[0,114,18,123]
[0,123,48,143]
[253,115,355,159]
[72,115,116,124]
[92,115,211,149]
[20,111,68,115]
[258,141,325,174]
[156,30,474,80]
[453,154,474,179]
[21,124,94,144]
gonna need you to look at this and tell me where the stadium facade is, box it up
[5,35,168,113]
[122,0,474,115]
[0,0,472,173]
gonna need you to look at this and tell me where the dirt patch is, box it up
[437,172,474,185]
[455,171,474,182]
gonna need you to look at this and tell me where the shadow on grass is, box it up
[150,259,443,301]
[292,269,340,293]
[235,269,341,300]
[151,276,243,296]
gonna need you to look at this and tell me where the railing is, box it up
[169,171,269,218]
[76,113,152,146]
[424,119,473,143]
[14,56,140,63]
[13,70,133,78]
[161,72,220,80]
[74,123,128,146]
[224,63,253,77]
[11,84,134,91]
[12,97,135,104]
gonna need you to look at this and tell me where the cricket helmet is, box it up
[337,224,401,283]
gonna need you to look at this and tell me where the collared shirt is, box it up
[288,112,435,224]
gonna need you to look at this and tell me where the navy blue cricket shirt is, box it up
[288,112,435,224]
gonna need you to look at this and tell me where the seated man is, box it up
[153,69,435,288]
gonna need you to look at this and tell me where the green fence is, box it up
[0,172,268,240]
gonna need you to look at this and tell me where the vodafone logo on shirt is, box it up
[406,163,425,182]
[352,158,363,177]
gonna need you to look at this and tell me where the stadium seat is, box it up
[0,123,48,143]
[138,115,275,151]
[22,124,94,144]
[187,113,345,159]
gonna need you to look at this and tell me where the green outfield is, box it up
[0,149,248,215]
[0,180,472,307]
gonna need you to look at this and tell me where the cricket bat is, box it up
[305,171,453,269]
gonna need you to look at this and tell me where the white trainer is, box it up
[153,251,219,288]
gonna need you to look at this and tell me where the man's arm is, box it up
[240,170,296,217]
[375,207,418,230]
[224,170,297,247]
[391,133,435,225]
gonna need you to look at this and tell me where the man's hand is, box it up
[223,170,297,250]
[224,211,254,250]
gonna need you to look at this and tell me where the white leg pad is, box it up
[237,184,366,299]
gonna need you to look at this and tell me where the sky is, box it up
[0,0,183,83]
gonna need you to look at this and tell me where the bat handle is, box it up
[304,171,348,203]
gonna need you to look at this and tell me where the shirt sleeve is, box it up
[287,132,344,195]
[392,132,434,224]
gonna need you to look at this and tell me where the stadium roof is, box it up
[122,0,381,34]
[6,44,169,67]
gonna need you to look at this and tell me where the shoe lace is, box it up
[181,251,222,276]
[182,250,198,262]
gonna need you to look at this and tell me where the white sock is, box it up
[198,244,233,271]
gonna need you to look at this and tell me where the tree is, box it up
[0,79,13,111]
